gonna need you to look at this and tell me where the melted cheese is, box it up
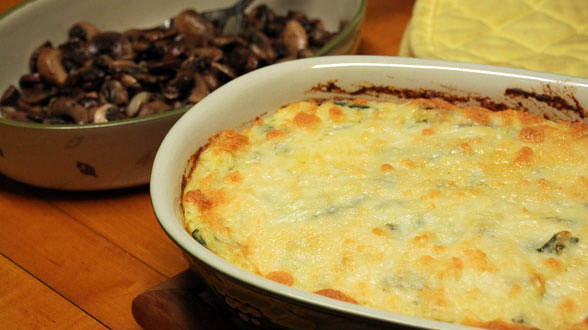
[182,98,588,329]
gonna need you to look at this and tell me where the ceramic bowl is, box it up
[0,0,366,190]
[150,55,588,328]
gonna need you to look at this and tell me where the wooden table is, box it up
[0,1,415,328]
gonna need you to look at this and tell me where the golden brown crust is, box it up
[570,316,588,330]
[210,129,249,154]
[182,98,588,329]
[465,319,539,330]
[265,270,294,286]
[514,146,534,167]
[293,111,321,128]
[184,189,212,211]
[519,127,545,143]
[462,106,492,124]
[411,97,455,110]
[328,105,344,121]
[380,163,394,172]
[265,129,286,140]
[313,289,358,304]
[223,171,242,184]
[516,111,545,125]
[570,122,588,139]
[421,127,435,136]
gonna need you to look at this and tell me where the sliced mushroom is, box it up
[0,85,20,106]
[67,87,86,101]
[298,48,314,58]
[0,106,16,118]
[188,72,209,103]
[211,35,247,48]
[281,19,308,56]
[191,47,224,62]
[1,5,341,124]
[226,46,259,73]
[119,73,141,90]
[245,4,275,30]
[137,99,171,117]
[59,38,92,69]
[69,22,100,41]
[79,95,100,109]
[18,73,42,88]
[70,65,105,90]
[211,61,237,79]
[126,91,151,117]
[48,97,88,123]
[132,72,160,85]
[91,103,115,123]
[36,46,68,86]
[146,54,182,74]
[89,32,123,57]
[168,41,187,58]
[108,58,141,74]
[178,56,205,74]
[174,10,215,44]
[142,27,178,42]
[29,41,52,73]
[100,79,129,105]
[201,71,220,91]
[1,106,32,121]
[308,21,331,45]
[247,31,276,62]
[19,87,55,105]
[162,72,193,100]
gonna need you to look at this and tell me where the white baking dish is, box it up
[151,56,588,329]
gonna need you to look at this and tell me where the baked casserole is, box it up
[182,98,588,329]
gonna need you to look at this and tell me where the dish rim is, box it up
[0,0,367,130]
[151,55,588,328]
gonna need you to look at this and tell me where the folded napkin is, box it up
[399,0,588,78]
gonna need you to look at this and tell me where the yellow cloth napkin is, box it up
[399,0,588,78]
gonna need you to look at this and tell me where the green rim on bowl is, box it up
[314,0,367,57]
[0,0,367,130]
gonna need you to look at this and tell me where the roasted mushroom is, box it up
[47,97,88,124]
[2,5,341,124]
[282,19,308,56]
[36,46,68,86]
[69,22,100,41]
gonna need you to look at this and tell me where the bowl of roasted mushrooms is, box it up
[0,0,366,190]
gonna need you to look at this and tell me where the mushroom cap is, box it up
[69,21,101,41]
[48,96,88,123]
[174,9,215,45]
[36,46,69,86]
[281,19,308,56]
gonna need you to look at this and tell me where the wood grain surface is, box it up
[0,0,415,328]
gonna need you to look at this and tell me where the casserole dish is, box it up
[0,0,365,190]
[150,56,588,328]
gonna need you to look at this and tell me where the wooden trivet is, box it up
[132,269,236,330]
